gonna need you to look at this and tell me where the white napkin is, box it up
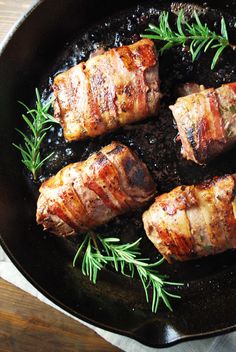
[1,245,235,352]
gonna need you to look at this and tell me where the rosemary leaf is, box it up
[221,17,228,40]
[211,44,227,69]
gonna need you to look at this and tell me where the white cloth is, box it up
[1,245,236,352]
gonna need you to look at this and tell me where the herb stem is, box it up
[91,231,100,251]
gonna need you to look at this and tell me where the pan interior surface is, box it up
[0,0,236,347]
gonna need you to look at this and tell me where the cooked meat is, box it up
[177,82,205,97]
[37,142,156,236]
[53,39,160,141]
[170,82,236,164]
[143,174,236,262]
[89,47,105,59]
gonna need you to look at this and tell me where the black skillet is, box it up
[1,0,236,347]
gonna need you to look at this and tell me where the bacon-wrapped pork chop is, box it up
[170,82,236,164]
[37,142,156,236]
[143,174,236,262]
[53,39,160,141]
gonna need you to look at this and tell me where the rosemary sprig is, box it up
[141,10,236,69]
[73,233,182,313]
[13,89,58,180]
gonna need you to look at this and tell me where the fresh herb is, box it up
[13,89,58,180]
[73,233,182,313]
[141,10,236,69]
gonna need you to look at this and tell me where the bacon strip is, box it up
[170,83,236,164]
[53,39,160,141]
[143,175,236,262]
[36,142,156,236]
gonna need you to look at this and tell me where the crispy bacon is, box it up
[36,142,156,236]
[53,39,160,141]
[170,82,236,164]
[143,175,236,262]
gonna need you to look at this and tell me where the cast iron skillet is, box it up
[1,0,236,347]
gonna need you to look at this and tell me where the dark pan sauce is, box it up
[27,2,236,297]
